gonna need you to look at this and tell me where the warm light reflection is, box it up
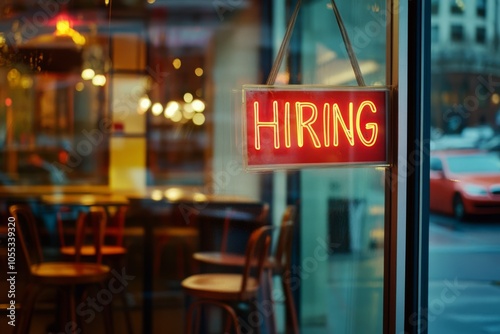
[21,76,33,89]
[173,58,182,69]
[80,195,95,205]
[193,193,207,202]
[147,0,156,3]
[492,93,500,105]
[192,99,205,112]
[165,101,180,118]
[184,103,194,113]
[183,109,194,120]
[81,68,95,80]
[152,103,163,116]
[195,67,204,77]
[171,110,183,122]
[165,188,183,201]
[75,82,85,92]
[151,189,163,201]
[183,92,194,103]
[7,69,21,82]
[5,98,12,107]
[92,74,106,86]
[139,97,152,112]
[55,18,86,46]
[193,113,205,126]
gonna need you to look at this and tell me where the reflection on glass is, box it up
[429,1,500,333]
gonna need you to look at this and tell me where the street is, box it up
[428,213,500,334]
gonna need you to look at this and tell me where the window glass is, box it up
[432,0,440,15]
[429,1,500,333]
[299,1,388,333]
[477,0,487,17]
[0,1,395,333]
[476,26,486,44]
[432,25,439,43]
[450,25,464,42]
[430,157,443,171]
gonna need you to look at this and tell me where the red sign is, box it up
[243,86,388,169]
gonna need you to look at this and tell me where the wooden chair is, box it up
[185,300,241,334]
[10,204,113,334]
[182,225,273,334]
[57,205,134,334]
[57,205,128,259]
[153,203,200,279]
[192,206,299,334]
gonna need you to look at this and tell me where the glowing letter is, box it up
[356,100,378,147]
[296,102,321,148]
[284,102,291,148]
[254,101,280,150]
[323,103,331,147]
[333,103,355,146]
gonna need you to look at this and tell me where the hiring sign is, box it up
[243,86,389,169]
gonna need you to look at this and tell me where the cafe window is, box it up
[477,0,487,17]
[451,24,465,42]
[476,26,486,44]
[0,1,427,334]
[429,0,500,332]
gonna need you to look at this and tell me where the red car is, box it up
[429,150,500,220]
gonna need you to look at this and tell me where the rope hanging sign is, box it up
[242,0,389,170]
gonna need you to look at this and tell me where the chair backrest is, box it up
[74,206,107,264]
[9,204,44,269]
[10,204,107,271]
[106,205,128,246]
[57,205,81,248]
[239,225,273,299]
[274,205,296,272]
[219,203,270,254]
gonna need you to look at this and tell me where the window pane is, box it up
[450,25,464,42]
[429,0,500,333]
[299,1,387,332]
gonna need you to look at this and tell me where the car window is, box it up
[446,154,500,174]
[430,157,443,171]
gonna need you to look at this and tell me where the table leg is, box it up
[143,223,154,333]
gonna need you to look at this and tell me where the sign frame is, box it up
[242,85,390,171]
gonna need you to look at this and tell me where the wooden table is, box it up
[40,194,129,207]
[127,191,264,334]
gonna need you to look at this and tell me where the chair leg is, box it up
[154,236,170,277]
[119,289,135,334]
[260,270,277,334]
[185,300,197,334]
[249,299,261,334]
[282,272,299,334]
[99,283,115,334]
[16,284,41,334]
[186,300,241,334]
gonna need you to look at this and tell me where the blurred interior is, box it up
[0,1,391,333]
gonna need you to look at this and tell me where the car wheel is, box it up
[453,194,466,221]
